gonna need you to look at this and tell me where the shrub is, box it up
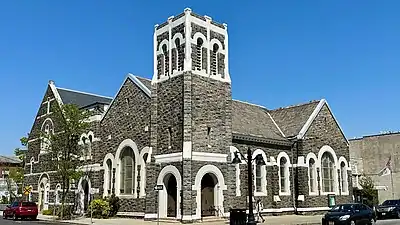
[87,199,110,219]
[106,194,120,217]
[42,209,53,215]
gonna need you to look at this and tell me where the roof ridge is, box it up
[56,87,113,100]
[135,75,151,81]
[270,99,321,111]
[232,99,268,109]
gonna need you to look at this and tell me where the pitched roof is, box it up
[269,100,320,138]
[0,156,22,164]
[135,76,152,90]
[56,87,113,108]
[232,100,286,141]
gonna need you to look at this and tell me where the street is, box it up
[1,217,400,225]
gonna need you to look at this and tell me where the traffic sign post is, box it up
[154,185,163,225]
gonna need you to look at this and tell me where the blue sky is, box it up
[0,0,398,155]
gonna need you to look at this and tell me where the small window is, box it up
[207,127,211,146]
[213,43,219,53]
[168,127,172,147]
[125,98,130,105]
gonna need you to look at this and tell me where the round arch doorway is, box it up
[201,173,218,217]
[164,174,177,217]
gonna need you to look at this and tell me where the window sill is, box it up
[320,192,336,196]
[308,191,319,196]
[279,191,291,196]
[341,191,349,196]
[117,194,136,199]
[254,192,267,197]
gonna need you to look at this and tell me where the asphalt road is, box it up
[0,217,399,225]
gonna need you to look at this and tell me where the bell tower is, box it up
[146,8,232,222]
[152,8,230,84]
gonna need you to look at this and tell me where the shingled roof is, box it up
[232,100,286,141]
[0,156,22,165]
[56,87,113,108]
[135,76,152,90]
[269,100,320,138]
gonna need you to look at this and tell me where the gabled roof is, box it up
[269,100,321,138]
[0,156,22,165]
[55,87,113,108]
[232,100,287,141]
[100,73,151,122]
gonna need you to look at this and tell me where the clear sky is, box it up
[0,0,398,155]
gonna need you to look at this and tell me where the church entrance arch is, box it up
[201,173,217,216]
[77,176,91,215]
[193,165,227,219]
[157,165,181,219]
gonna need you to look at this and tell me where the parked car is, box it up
[375,199,400,219]
[2,201,38,220]
[322,203,376,225]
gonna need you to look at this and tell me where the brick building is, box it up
[349,132,400,204]
[23,8,352,221]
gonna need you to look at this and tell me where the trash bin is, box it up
[230,208,247,225]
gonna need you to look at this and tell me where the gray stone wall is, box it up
[190,75,231,154]
[300,104,352,208]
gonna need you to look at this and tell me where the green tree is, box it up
[359,174,379,207]
[6,135,28,200]
[45,104,90,219]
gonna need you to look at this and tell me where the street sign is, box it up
[154,185,163,191]
[23,186,32,195]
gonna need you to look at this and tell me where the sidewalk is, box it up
[37,214,323,225]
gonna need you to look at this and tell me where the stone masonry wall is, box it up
[299,104,352,208]
[99,77,151,212]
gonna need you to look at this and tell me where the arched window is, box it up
[340,161,348,193]
[120,148,135,195]
[321,152,335,192]
[309,158,317,193]
[162,44,168,76]
[106,159,112,195]
[211,43,219,75]
[55,184,61,204]
[40,119,54,153]
[254,156,266,194]
[279,157,289,193]
[174,38,183,72]
[195,38,204,71]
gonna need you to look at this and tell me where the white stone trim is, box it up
[306,153,318,195]
[209,38,226,54]
[49,80,64,106]
[77,175,91,214]
[38,173,50,210]
[318,145,340,195]
[78,164,102,172]
[115,139,140,198]
[116,212,145,217]
[338,156,350,195]
[277,152,291,196]
[230,146,242,196]
[144,213,158,219]
[139,147,151,197]
[192,164,227,219]
[192,152,227,163]
[103,153,115,197]
[252,149,268,196]
[24,171,57,177]
[157,165,182,219]
[297,99,349,145]
[154,152,183,164]
[183,141,192,159]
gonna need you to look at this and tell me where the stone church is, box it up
[23,8,352,222]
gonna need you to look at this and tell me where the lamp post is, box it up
[232,147,266,225]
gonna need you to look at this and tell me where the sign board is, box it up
[328,194,336,207]
[154,185,163,191]
[23,186,32,195]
